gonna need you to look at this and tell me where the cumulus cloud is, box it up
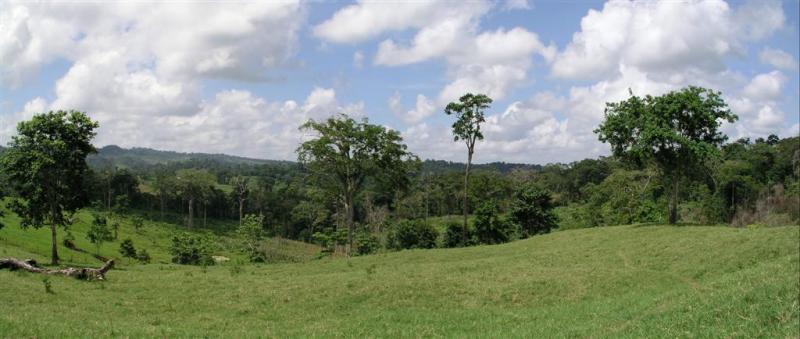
[0,1,304,87]
[551,0,784,81]
[742,71,786,102]
[759,48,799,71]
[313,0,490,43]
[389,92,436,124]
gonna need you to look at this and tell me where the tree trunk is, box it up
[203,205,207,228]
[463,149,473,241]
[188,198,194,229]
[239,199,244,226]
[50,223,59,266]
[0,258,114,280]
[344,192,355,256]
[668,178,679,225]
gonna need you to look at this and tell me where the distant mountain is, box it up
[87,145,292,170]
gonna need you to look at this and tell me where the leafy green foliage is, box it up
[131,216,144,231]
[473,200,516,244]
[595,86,737,224]
[238,214,265,262]
[1,110,98,264]
[169,233,215,265]
[442,220,474,248]
[136,249,151,264]
[509,185,558,237]
[119,238,137,258]
[386,219,438,250]
[355,231,381,256]
[298,114,418,251]
[86,214,113,254]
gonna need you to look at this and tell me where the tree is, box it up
[1,110,98,265]
[595,87,737,224]
[473,200,516,245]
[297,114,417,254]
[175,169,216,229]
[86,214,113,255]
[509,185,558,237]
[238,214,265,262]
[445,93,493,237]
[153,169,176,220]
[231,176,249,226]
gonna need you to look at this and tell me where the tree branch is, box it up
[0,258,115,281]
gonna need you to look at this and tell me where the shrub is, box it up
[474,200,516,245]
[119,238,137,258]
[86,214,113,254]
[386,219,438,250]
[355,231,381,255]
[136,249,151,264]
[509,185,558,237]
[238,214,265,262]
[442,221,474,248]
[169,233,215,265]
[131,216,144,231]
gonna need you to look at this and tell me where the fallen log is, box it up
[0,258,114,281]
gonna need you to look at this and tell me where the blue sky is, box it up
[1,0,798,164]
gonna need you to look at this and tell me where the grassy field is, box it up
[0,207,797,337]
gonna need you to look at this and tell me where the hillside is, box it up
[87,145,292,170]
[86,145,543,174]
[0,216,797,336]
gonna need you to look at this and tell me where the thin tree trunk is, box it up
[160,195,165,220]
[203,205,207,228]
[669,178,679,224]
[345,191,355,255]
[188,198,194,229]
[463,149,473,241]
[239,199,244,226]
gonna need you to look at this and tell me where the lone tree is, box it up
[509,184,558,237]
[595,86,737,224]
[231,176,249,226]
[444,93,492,236]
[298,114,417,254]
[1,110,98,265]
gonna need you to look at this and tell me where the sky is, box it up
[1,0,798,165]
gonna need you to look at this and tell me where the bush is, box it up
[509,185,558,237]
[238,214,265,262]
[474,200,516,245]
[355,231,381,255]
[442,221,474,248]
[119,238,137,258]
[136,249,151,264]
[386,219,438,250]
[131,216,144,231]
[86,213,113,254]
[169,233,215,265]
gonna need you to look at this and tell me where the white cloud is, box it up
[0,1,304,87]
[504,0,532,11]
[742,71,785,102]
[389,92,436,124]
[313,1,490,44]
[551,0,784,81]
[759,47,799,71]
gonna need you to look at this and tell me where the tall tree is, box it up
[297,114,417,254]
[444,93,492,236]
[1,110,98,265]
[595,86,737,224]
[175,169,216,229]
[153,169,176,220]
[231,176,249,226]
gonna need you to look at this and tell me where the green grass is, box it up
[0,209,797,337]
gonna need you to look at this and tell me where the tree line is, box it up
[0,87,798,263]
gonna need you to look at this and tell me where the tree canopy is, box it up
[595,86,738,224]
[297,114,418,253]
[1,110,98,264]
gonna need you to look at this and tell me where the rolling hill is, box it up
[0,207,797,337]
